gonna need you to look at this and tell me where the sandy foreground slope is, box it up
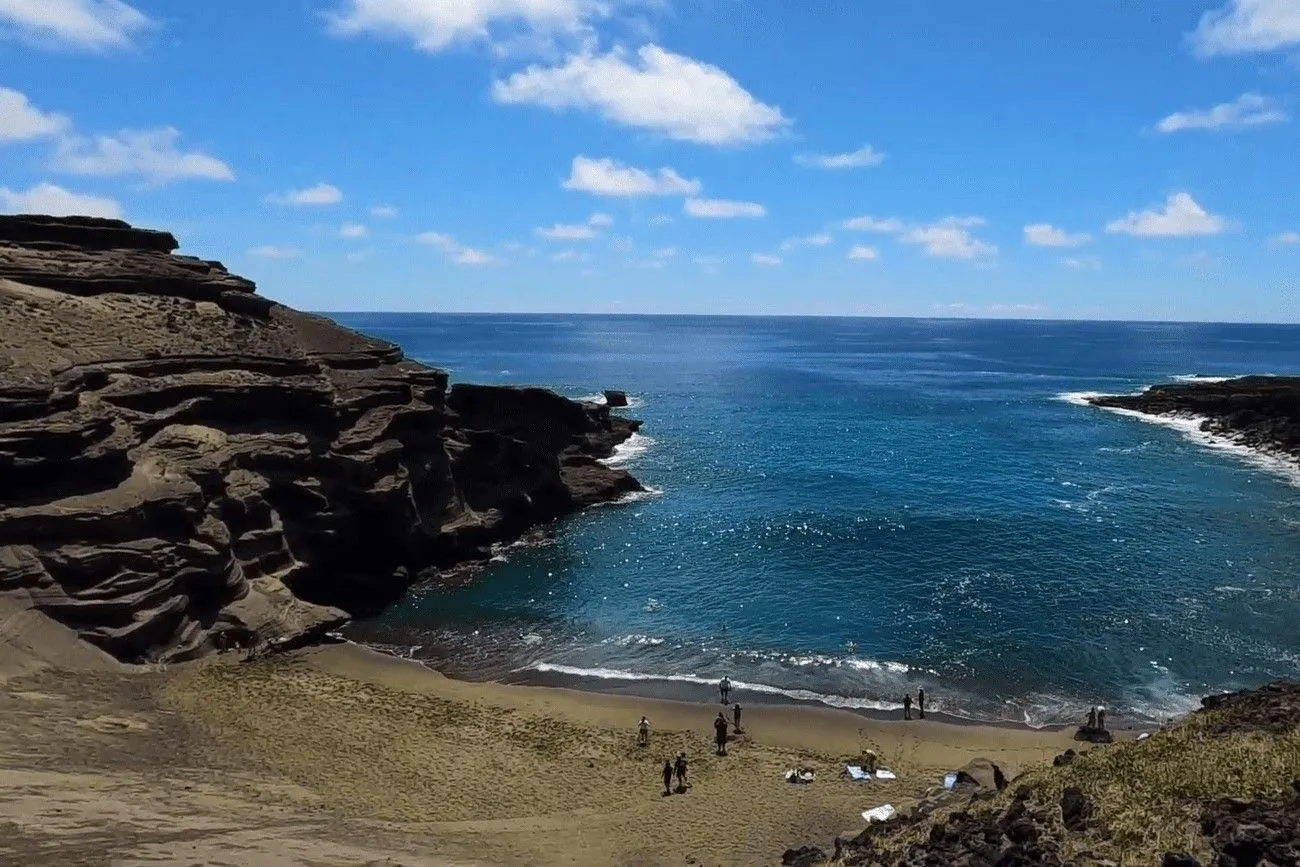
[0,640,1079,866]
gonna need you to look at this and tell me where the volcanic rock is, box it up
[0,215,644,664]
[603,390,629,408]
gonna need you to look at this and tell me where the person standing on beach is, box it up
[675,752,688,790]
[733,703,743,734]
[903,693,913,720]
[638,715,651,746]
[1097,707,1107,731]
[662,759,674,795]
[1087,707,1098,729]
[714,712,729,756]
[917,688,926,719]
[719,676,732,704]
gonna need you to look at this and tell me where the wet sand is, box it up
[1,641,1086,865]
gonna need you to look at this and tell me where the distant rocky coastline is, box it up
[1086,376,1300,465]
[0,215,643,664]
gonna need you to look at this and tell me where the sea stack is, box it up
[603,389,629,408]
[0,215,644,664]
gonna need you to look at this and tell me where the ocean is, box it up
[333,314,1300,728]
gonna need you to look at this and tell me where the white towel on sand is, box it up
[862,805,896,823]
[846,765,871,781]
[875,769,897,780]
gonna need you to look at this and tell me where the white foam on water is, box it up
[525,662,902,711]
[1170,374,1232,383]
[578,393,646,409]
[1059,391,1300,489]
[600,433,655,469]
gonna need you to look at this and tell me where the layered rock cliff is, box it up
[1088,376,1300,460]
[0,215,643,664]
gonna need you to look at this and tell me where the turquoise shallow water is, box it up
[334,314,1300,726]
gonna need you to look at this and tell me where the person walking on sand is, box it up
[662,759,674,795]
[714,712,729,756]
[719,676,732,705]
[918,688,926,719]
[638,715,651,746]
[675,752,688,790]
[733,703,743,734]
[903,693,913,721]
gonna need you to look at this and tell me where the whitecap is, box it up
[600,433,655,469]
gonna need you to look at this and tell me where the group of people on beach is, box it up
[640,678,746,795]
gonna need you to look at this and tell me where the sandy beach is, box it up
[0,641,1085,866]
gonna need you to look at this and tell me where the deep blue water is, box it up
[334,314,1300,726]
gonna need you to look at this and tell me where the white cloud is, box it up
[551,249,590,262]
[779,232,833,251]
[0,87,70,142]
[653,247,676,258]
[1061,255,1102,270]
[1156,92,1287,133]
[848,245,879,261]
[587,211,613,226]
[267,183,343,206]
[1023,223,1092,247]
[371,204,398,218]
[0,0,151,51]
[492,44,790,145]
[842,216,905,233]
[1190,0,1300,56]
[536,222,597,240]
[750,253,782,266]
[1105,192,1226,237]
[684,197,766,219]
[52,127,234,184]
[844,214,994,259]
[340,223,368,238]
[327,0,609,53]
[794,144,886,169]
[0,182,120,217]
[453,247,494,265]
[417,229,495,264]
[648,214,674,226]
[693,254,722,266]
[1269,231,1300,246]
[562,155,701,197]
[610,236,635,253]
[416,231,457,249]
[248,245,302,260]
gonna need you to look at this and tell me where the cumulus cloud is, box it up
[563,155,701,197]
[327,0,611,53]
[371,204,398,218]
[648,214,674,226]
[846,214,996,259]
[248,245,302,260]
[1105,192,1227,237]
[267,183,343,206]
[340,223,368,238]
[750,253,782,266]
[0,87,70,142]
[0,0,152,51]
[1190,0,1300,56]
[779,233,833,251]
[492,44,790,145]
[536,222,597,240]
[0,182,121,217]
[1023,223,1092,247]
[416,230,495,264]
[551,249,591,263]
[52,127,234,184]
[1157,92,1287,133]
[848,245,879,261]
[653,247,676,258]
[794,144,886,169]
[684,197,766,219]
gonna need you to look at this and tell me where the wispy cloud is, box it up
[536,222,597,240]
[794,144,886,169]
[417,229,497,265]
[248,245,302,260]
[1105,192,1227,237]
[371,204,399,218]
[340,223,368,238]
[267,182,343,206]
[53,127,234,184]
[1269,231,1300,246]
[1023,223,1092,247]
[0,0,153,51]
[750,253,782,266]
[684,197,766,219]
[846,214,996,259]
[493,44,790,145]
[327,0,613,54]
[563,155,701,197]
[779,233,833,251]
[1156,92,1287,133]
[847,245,879,261]
[1061,255,1102,270]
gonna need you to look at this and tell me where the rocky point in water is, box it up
[1087,376,1300,461]
[0,215,644,664]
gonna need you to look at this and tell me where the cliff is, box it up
[0,215,643,664]
[1088,376,1300,460]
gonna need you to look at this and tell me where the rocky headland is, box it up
[1087,376,1300,463]
[0,215,643,667]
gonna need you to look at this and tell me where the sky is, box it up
[0,1,1298,321]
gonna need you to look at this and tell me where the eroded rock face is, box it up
[0,215,643,663]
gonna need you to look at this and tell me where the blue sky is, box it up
[1,1,1297,321]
